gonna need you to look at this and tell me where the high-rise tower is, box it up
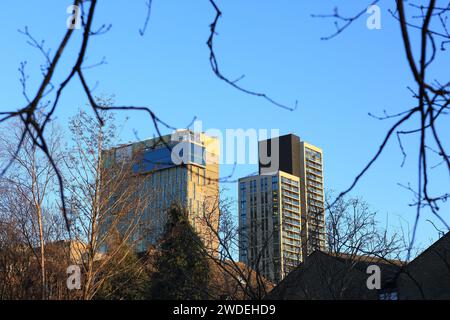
[103,130,220,254]
[239,134,325,281]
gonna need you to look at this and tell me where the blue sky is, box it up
[1,0,449,253]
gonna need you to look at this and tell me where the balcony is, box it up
[282,184,299,193]
[283,211,301,220]
[282,190,300,200]
[306,167,322,176]
[306,159,322,170]
[283,224,301,234]
[306,173,322,183]
[283,198,300,205]
[283,239,301,247]
[308,193,324,202]
[283,231,301,240]
[281,177,299,187]
[307,187,323,197]
[282,246,302,255]
[307,180,323,189]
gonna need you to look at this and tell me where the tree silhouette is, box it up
[149,204,210,300]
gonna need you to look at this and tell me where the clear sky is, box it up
[1,1,449,254]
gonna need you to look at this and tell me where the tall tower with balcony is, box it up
[238,171,302,282]
[299,142,326,258]
[238,133,325,281]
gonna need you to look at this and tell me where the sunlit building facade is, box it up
[239,134,325,281]
[104,130,220,253]
[299,141,326,257]
[239,171,302,282]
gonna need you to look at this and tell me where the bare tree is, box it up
[267,192,407,299]
[317,191,406,298]
[315,0,450,257]
[1,0,448,299]
[191,190,275,300]
[0,117,63,299]
[0,193,35,299]
[0,0,296,233]
[63,107,150,300]
[326,191,404,260]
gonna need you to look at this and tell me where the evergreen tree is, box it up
[149,204,210,300]
[95,233,149,300]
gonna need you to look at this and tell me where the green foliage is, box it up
[95,240,149,300]
[149,204,210,300]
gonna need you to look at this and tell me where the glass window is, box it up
[379,290,398,300]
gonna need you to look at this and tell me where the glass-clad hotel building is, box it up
[104,130,220,253]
